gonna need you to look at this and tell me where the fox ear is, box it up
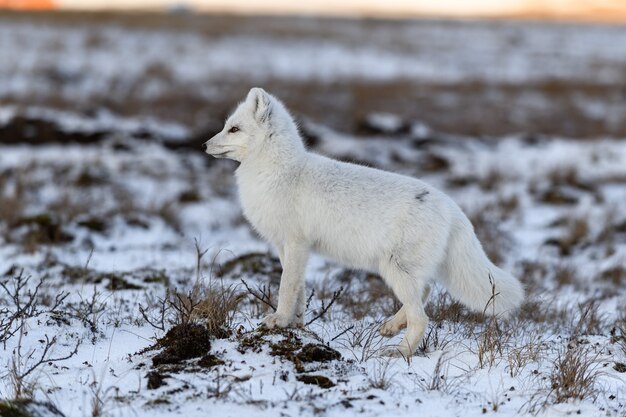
[247,87,272,124]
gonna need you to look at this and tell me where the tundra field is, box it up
[0,11,626,417]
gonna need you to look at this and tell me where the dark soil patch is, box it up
[537,187,579,205]
[356,114,408,135]
[419,153,450,172]
[14,213,74,246]
[74,169,109,187]
[106,274,142,290]
[152,323,212,366]
[614,362,626,373]
[237,326,295,355]
[270,332,303,357]
[60,265,91,282]
[178,190,201,203]
[237,332,266,354]
[61,266,143,290]
[146,370,169,390]
[140,269,170,284]
[198,354,224,368]
[0,115,107,145]
[297,374,336,389]
[238,328,341,373]
[599,267,626,286]
[298,343,342,363]
[77,217,108,233]
[125,216,150,229]
[216,252,282,284]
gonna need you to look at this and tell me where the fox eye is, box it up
[228,126,240,134]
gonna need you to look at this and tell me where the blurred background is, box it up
[1,0,626,142]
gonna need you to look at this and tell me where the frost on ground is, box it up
[0,108,625,417]
[1,12,626,417]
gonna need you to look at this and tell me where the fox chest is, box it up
[236,178,292,243]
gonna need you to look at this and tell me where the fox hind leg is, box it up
[380,284,431,338]
[379,255,438,358]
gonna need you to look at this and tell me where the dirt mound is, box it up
[238,327,341,377]
[152,323,212,366]
[298,343,342,363]
[296,374,336,389]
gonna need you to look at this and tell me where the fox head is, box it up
[203,88,302,162]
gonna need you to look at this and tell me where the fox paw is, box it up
[379,320,405,337]
[261,312,292,329]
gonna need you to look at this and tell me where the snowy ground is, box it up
[1,12,626,417]
[2,12,626,136]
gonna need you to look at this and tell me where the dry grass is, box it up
[0,170,26,235]
[516,260,548,297]
[476,277,507,369]
[595,209,626,257]
[525,342,604,413]
[506,332,545,377]
[546,207,625,260]
[426,291,483,325]
[334,321,386,363]
[153,280,244,340]
[610,310,626,355]
[319,270,399,321]
[139,243,245,339]
[546,167,594,193]
[193,282,245,338]
[517,300,569,329]
[476,319,506,369]
[478,168,507,192]
[553,263,579,288]
[549,344,603,404]
[413,352,470,394]
[367,358,396,390]
[545,215,590,256]
[572,299,606,337]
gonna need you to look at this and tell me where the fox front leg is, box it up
[262,243,309,329]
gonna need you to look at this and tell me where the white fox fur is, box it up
[203,88,524,357]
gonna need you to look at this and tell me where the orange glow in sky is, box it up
[0,0,56,9]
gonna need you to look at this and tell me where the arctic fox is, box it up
[203,88,524,357]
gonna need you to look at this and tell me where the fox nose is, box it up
[201,143,207,151]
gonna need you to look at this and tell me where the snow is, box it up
[0,118,624,416]
[364,113,405,133]
[2,19,626,102]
